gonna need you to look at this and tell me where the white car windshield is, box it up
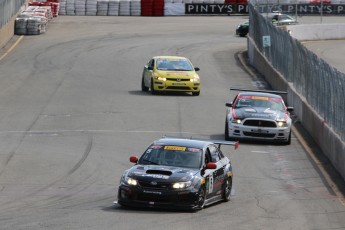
[235,97,284,111]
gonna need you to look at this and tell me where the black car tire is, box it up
[196,187,206,210]
[225,120,231,141]
[150,79,156,95]
[222,177,232,202]
[141,74,149,92]
[192,91,200,96]
[285,131,291,145]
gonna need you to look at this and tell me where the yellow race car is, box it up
[141,56,201,96]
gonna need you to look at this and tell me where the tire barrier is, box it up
[13,0,249,35]
[15,5,52,35]
[24,0,249,17]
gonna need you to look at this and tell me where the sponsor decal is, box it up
[252,96,269,100]
[143,190,162,195]
[142,174,170,179]
[164,146,186,151]
[259,4,345,15]
[185,4,248,14]
[185,3,345,15]
[187,148,201,152]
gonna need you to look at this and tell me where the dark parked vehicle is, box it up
[236,20,249,37]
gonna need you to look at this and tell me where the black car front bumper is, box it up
[117,184,201,210]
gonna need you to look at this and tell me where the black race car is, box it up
[117,137,239,211]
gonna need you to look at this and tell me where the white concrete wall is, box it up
[286,23,345,40]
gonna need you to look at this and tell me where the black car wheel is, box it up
[141,74,149,92]
[196,187,206,210]
[222,177,232,202]
[285,131,291,145]
[150,79,156,95]
[225,120,231,141]
[192,91,200,96]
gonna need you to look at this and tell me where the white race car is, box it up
[225,88,294,145]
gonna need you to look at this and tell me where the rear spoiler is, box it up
[230,88,287,95]
[162,136,239,150]
[212,139,239,150]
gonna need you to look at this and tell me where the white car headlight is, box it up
[232,119,242,124]
[277,121,288,127]
[172,181,192,189]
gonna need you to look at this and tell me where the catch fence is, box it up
[248,1,345,140]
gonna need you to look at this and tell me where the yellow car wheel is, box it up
[141,75,149,92]
[192,91,200,96]
[150,80,156,95]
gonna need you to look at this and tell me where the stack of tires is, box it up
[140,0,163,16]
[97,0,109,15]
[130,0,141,16]
[86,0,98,15]
[119,0,131,15]
[15,5,52,35]
[108,0,120,15]
[75,0,86,15]
[153,0,164,16]
[141,0,154,16]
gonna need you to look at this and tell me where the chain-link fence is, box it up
[248,2,345,141]
[0,0,26,28]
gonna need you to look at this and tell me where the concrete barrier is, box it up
[285,23,345,40]
[0,1,29,50]
[247,35,345,180]
[0,15,17,50]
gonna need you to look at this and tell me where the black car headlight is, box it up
[172,181,192,189]
[121,175,138,186]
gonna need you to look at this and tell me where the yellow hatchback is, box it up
[141,56,201,96]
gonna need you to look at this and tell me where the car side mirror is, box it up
[147,66,153,71]
[287,107,294,112]
[225,102,233,107]
[206,162,217,169]
[194,67,200,71]
[129,156,138,164]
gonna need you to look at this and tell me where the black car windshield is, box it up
[156,59,194,71]
[138,145,202,168]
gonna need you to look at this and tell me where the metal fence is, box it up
[248,2,345,141]
[0,0,26,28]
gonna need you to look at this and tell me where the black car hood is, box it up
[127,165,199,182]
[234,107,285,120]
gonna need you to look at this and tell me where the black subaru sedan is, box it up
[116,137,238,211]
